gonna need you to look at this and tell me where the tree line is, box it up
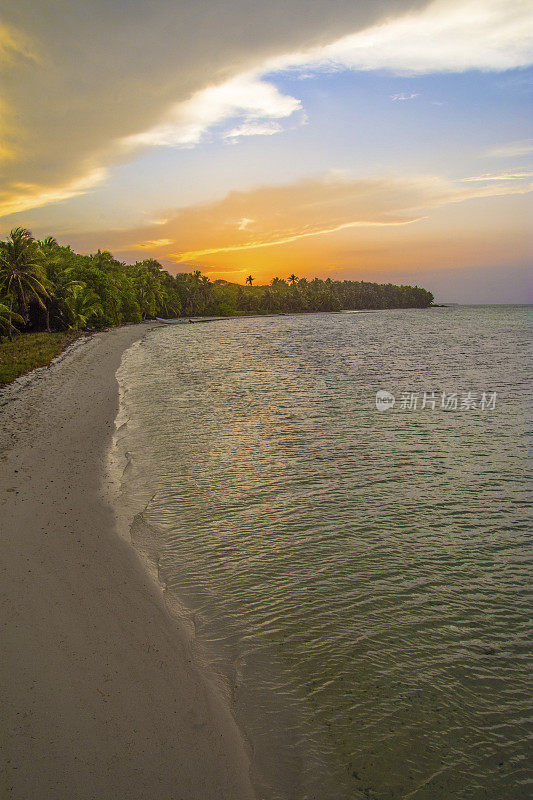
[0,227,434,337]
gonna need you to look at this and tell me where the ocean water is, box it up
[113,306,532,800]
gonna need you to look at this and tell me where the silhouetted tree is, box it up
[0,228,434,333]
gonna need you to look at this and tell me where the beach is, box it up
[0,324,255,800]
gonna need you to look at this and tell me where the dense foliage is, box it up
[0,227,434,336]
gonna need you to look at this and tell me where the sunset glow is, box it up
[1,0,531,301]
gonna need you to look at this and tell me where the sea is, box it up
[111,305,532,800]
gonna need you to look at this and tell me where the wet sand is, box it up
[0,324,255,800]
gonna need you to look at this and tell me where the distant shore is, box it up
[0,323,256,800]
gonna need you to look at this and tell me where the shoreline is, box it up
[0,323,256,800]
[1,305,442,387]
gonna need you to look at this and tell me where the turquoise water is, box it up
[116,307,532,799]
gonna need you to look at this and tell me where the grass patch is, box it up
[0,332,81,386]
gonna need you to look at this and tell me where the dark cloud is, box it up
[1,1,426,194]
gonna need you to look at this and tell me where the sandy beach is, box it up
[0,324,255,800]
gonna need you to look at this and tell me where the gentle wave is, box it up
[115,307,532,799]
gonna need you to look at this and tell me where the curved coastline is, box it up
[0,323,256,800]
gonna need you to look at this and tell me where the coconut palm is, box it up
[133,268,165,319]
[288,274,298,285]
[64,284,103,331]
[0,227,49,324]
[40,235,58,250]
[0,301,24,340]
[246,275,254,286]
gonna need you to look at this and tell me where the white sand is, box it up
[0,324,256,800]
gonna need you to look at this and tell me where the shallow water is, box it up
[115,306,532,799]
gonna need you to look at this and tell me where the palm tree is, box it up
[246,275,254,286]
[0,227,50,327]
[40,235,58,250]
[64,284,103,331]
[199,275,211,311]
[288,274,298,286]
[0,300,24,340]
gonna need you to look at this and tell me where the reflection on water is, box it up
[115,307,532,799]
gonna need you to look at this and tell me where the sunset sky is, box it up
[2,0,532,301]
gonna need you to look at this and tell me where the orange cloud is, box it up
[59,170,531,284]
[159,174,439,265]
[131,171,527,277]
[173,217,425,261]
[0,168,108,218]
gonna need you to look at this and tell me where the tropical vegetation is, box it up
[0,228,434,341]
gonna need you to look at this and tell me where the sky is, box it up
[1,0,532,302]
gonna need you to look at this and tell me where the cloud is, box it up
[136,238,173,248]
[484,139,533,158]
[2,0,532,218]
[173,218,426,261]
[92,173,434,261]
[0,168,108,218]
[238,218,254,230]
[121,73,300,150]
[274,0,533,75]
[2,0,421,209]
[391,92,420,101]
[162,174,436,263]
[224,121,284,140]
[462,170,533,182]
[118,1,533,159]
[83,169,528,268]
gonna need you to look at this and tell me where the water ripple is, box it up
[116,307,532,800]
